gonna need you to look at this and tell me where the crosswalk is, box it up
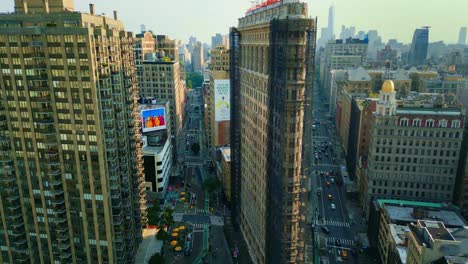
[323,220,351,227]
[192,223,206,230]
[326,237,355,248]
[195,208,208,214]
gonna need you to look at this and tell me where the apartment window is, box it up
[400,118,409,126]
[438,119,447,128]
[451,120,460,128]
[426,119,434,127]
[413,119,421,127]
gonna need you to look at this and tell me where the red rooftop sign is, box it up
[246,0,281,13]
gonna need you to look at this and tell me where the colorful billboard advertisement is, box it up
[214,79,230,121]
[141,107,166,133]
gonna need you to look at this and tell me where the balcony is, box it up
[0,156,13,165]
[111,191,121,200]
[36,116,54,125]
[56,233,69,242]
[59,252,72,260]
[112,200,122,208]
[58,242,71,250]
[32,95,52,103]
[3,185,18,196]
[29,81,49,92]
[11,227,26,237]
[47,169,61,176]
[51,189,64,197]
[13,238,28,246]
[7,212,22,221]
[37,106,53,114]
[51,199,65,207]
[55,223,68,233]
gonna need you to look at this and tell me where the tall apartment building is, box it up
[206,45,230,151]
[320,38,368,113]
[137,53,185,148]
[230,1,316,263]
[0,1,145,263]
[191,41,204,73]
[134,31,156,66]
[360,80,465,212]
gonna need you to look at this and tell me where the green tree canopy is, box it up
[203,177,222,194]
[186,72,203,89]
[160,207,175,228]
[147,202,161,226]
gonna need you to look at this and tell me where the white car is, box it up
[331,204,336,210]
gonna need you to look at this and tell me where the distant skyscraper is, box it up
[230,1,315,263]
[458,27,467,45]
[192,41,204,73]
[0,0,145,262]
[317,3,336,47]
[328,3,335,38]
[211,33,223,49]
[408,27,429,65]
[340,25,356,39]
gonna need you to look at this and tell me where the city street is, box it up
[177,88,232,264]
[311,80,358,264]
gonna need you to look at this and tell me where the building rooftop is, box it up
[348,67,371,81]
[420,221,455,242]
[396,92,464,113]
[384,204,467,227]
[220,147,231,162]
[433,256,468,264]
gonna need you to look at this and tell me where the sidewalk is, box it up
[223,217,253,264]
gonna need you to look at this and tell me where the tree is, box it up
[147,203,161,226]
[160,207,175,228]
[156,230,170,241]
[148,253,165,264]
[186,72,203,89]
[191,143,200,155]
[203,177,222,194]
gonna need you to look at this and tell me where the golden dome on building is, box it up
[381,80,395,93]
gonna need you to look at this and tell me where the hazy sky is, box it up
[1,0,467,44]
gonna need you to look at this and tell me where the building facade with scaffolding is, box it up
[230,1,316,263]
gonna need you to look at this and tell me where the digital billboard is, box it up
[214,79,230,121]
[141,107,166,133]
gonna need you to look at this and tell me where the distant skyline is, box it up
[1,0,467,44]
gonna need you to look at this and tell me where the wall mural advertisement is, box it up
[214,79,231,121]
[141,107,166,133]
